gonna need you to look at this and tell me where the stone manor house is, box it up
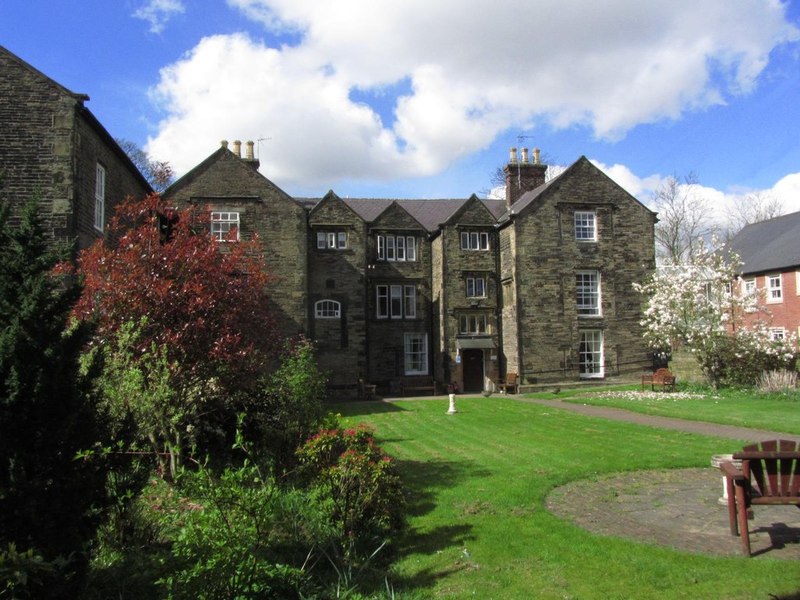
[1,44,658,394]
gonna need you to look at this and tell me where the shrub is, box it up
[245,337,328,472]
[297,425,406,577]
[154,460,320,599]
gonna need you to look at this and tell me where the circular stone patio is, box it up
[546,467,800,559]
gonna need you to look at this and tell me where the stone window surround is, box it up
[460,230,490,251]
[316,230,348,250]
[376,284,416,319]
[466,275,487,298]
[574,210,597,241]
[404,332,428,375]
[94,162,106,232]
[315,299,341,319]
[211,211,240,242]
[576,270,601,317]
[377,234,417,261]
[459,312,490,334]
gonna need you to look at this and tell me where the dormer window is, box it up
[574,211,596,241]
[461,231,490,251]
[317,231,347,250]
[377,234,417,261]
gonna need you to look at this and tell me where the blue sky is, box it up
[2,0,799,225]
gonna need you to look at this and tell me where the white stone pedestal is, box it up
[711,454,742,505]
[447,393,457,414]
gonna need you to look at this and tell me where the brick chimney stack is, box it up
[243,140,260,170]
[504,146,546,209]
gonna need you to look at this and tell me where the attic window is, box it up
[574,211,596,241]
[211,211,240,241]
[460,231,489,251]
[317,231,347,249]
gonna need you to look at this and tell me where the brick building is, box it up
[0,45,151,250]
[165,143,657,393]
[728,211,800,341]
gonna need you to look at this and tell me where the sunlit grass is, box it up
[550,385,800,434]
[337,396,800,599]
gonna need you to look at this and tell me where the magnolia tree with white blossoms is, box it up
[634,240,797,388]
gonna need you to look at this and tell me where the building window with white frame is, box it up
[316,230,347,250]
[377,235,416,261]
[579,330,604,378]
[459,313,489,334]
[211,211,240,241]
[94,163,106,231]
[576,271,601,316]
[315,299,341,319]
[574,211,596,241]
[770,327,786,341]
[466,276,486,298]
[767,274,782,303]
[460,231,490,251]
[376,284,416,319]
[404,333,428,375]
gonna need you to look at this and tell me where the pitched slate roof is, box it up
[297,197,506,232]
[728,210,800,275]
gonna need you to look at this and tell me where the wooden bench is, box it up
[641,367,676,391]
[497,372,519,394]
[394,376,439,396]
[719,440,800,556]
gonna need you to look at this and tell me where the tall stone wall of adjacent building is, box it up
[0,50,79,245]
[164,151,308,339]
[308,195,368,380]
[510,158,655,382]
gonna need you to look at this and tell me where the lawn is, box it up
[541,385,800,435]
[337,396,800,599]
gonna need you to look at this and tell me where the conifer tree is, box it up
[0,197,109,594]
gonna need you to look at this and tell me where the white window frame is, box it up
[460,231,490,251]
[770,327,786,341]
[211,211,240,242]
[466,276,486,298]
[404,333,428,375]
[574,211,596,241]
[743,278,756,295]
[377,235,417,262]
[767,274,782,303]
[579,330,604,378]
[742,277,757,312]
[315,299,341,319]
[459,313,489,334]
[94,163,106,232]
[316,230,347,249]
[376,284,416,319]
[576,271,601,317]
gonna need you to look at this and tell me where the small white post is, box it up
[447,393,457,414]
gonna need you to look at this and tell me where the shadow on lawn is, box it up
[330,399,407,417]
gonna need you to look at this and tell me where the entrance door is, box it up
[462,349,484,392]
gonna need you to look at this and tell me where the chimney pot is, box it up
[232,140,242,158]
[533,147,541,165]
[521,147,529,164]
[245,140,255,160]
[509,147,518,164]
[220,140,229,148]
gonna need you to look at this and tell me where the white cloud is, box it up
[133,0,185,34]
[147,0,799,188]
[591,160,800,232]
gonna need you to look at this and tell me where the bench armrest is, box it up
[719,461,745,482]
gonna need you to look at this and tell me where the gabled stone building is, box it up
[0,45,151,249]
[165,143,657,393]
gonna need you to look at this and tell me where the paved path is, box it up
[517,396,800,444]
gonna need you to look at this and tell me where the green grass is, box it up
[336,397,800,599]
[540,385,800,435]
